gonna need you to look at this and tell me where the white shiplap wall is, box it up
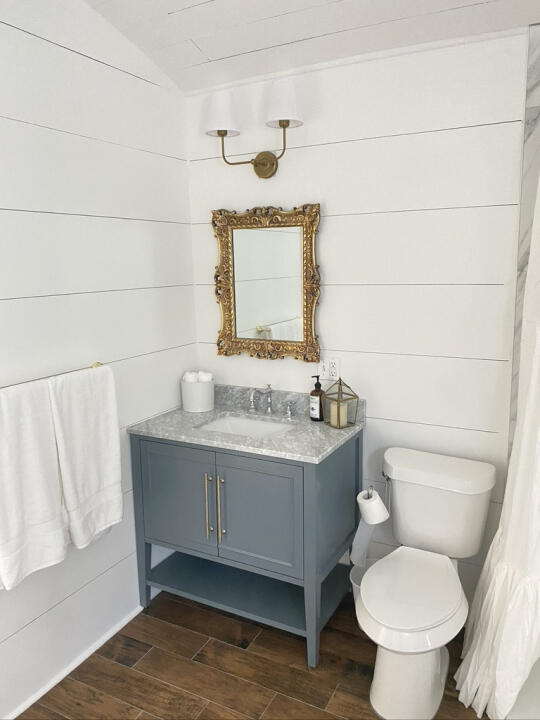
[188,32,527,601]
[0,3,194,717]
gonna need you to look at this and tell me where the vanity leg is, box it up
[305,581,321,668]
[138,542,151,608]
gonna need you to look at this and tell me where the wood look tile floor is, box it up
[20,592,479,720]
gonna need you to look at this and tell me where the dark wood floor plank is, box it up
[39,677,140,719]
[120,612,208,659]
[262,694,339,719]
[136,646,274,719]
[195,639,336,709]
[70,654,205,719]
[326,686,376,720]
[17,704,67,720]
[247,627,373,693]
[320,628,377,667]
[196,701,251,719]
[96,634,151,668]
[146,594,259,649]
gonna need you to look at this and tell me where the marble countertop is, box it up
[128,385,365,465]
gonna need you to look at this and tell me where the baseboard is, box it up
[7,604,142,720]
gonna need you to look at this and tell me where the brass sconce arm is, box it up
[218,130,254,167]
[275,119,289,160]
[217,120,290,179]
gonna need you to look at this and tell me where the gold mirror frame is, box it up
[213,204,321,361]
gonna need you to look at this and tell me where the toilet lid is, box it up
[360,546,463,632]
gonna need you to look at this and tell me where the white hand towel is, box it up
[48,365,122,548]
[182,371,199,383]
[0,379,69,590]
[197,371,213,383]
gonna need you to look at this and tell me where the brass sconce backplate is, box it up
[253,151,278,179]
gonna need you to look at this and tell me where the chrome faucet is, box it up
[285,401,296,420]
[248,384,272,414]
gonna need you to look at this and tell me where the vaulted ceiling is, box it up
[86,0,540,91]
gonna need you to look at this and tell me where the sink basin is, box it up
[200,415,294,439]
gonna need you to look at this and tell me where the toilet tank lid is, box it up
[383,447,496,495]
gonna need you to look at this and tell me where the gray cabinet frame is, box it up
[130,431,362,667]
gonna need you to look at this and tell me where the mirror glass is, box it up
[232,227,303,342]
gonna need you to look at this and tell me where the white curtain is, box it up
[455,185,540,717]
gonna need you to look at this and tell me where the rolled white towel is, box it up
[182,371,199,383]
[198,371,214,383]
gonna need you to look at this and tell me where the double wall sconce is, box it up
[205,78,303,179]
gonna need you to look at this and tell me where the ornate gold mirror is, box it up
[213,204,320,361]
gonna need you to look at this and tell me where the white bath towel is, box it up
[0,379,69,590]
[48,365,122,548]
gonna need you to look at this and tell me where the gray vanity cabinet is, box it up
[215,453,303,579]
[130,431,362,668]
[141,441,217,556]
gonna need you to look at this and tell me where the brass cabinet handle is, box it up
[204,474,214,539]
[216,475,226,543]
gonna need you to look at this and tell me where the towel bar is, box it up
[0,362,103,390]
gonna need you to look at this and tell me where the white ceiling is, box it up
[86,0,540,92]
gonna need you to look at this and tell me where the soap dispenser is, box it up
[310,375,324,422]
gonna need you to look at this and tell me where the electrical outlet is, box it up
[319,358,340,381]
[328,358,340,380]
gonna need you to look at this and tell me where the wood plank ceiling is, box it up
[85,0,540,91]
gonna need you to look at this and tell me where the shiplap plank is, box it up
[0,493,135,644]
[192,205,518,285]
[0,23,186,158]
[194,1,521,62]
[0,554,139,720]
[363,417,508,503]
[0,286,195,388]
[195,343,511,434]
[0,211,192,299]
[0,119,189,222]
[317,207,518,285]
[194,283,514,360]
[105,0,353,51]
[113,344,196,428]
[319,285,514,360]
[0,0,169,86]
[189,123,522,222]
[179,5,533,91]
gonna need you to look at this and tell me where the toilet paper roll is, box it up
[356,489,390,525]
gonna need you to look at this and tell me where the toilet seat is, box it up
[351,546,468,653]
[362,546,462,631]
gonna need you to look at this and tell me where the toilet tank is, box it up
[384,448,496,559]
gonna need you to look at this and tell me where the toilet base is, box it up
[370,645,450,720]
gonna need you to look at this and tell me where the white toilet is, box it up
[350,447,495,720]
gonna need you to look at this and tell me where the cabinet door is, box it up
[141,441,217,556]
[215,453,303,578]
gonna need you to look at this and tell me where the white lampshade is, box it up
[205,89,240,137]
[266,77,303,128]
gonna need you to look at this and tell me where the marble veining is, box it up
[128,384,365,464]
[510,24,540,447]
